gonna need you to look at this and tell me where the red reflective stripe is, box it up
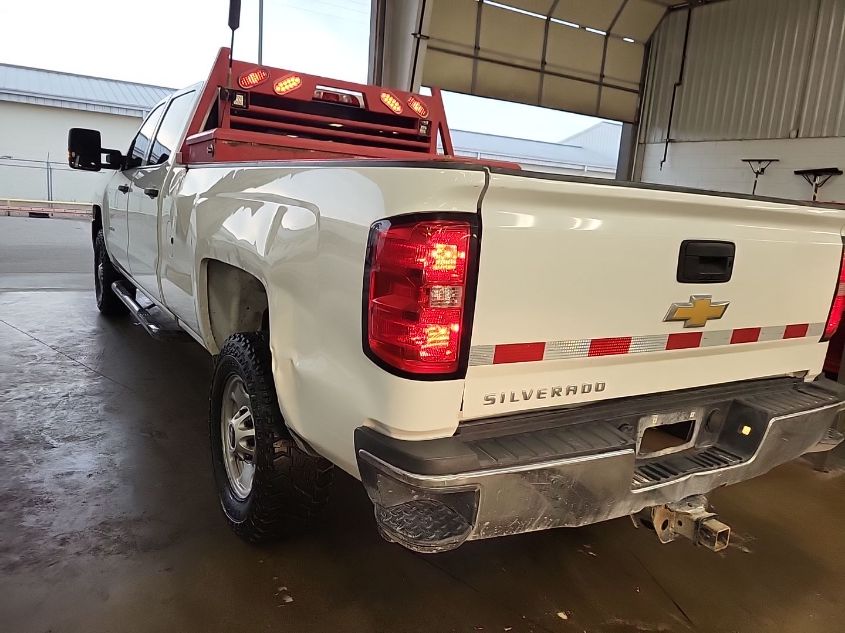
[731,327,761,344]
[588,337,632,357]
[666,332,703,350]
[492,342,546,364]
[783,323,809,339]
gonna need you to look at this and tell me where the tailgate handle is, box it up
[677,240,735,283]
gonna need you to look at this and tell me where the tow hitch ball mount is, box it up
[635,495,731,552]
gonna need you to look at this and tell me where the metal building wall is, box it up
[641,0,845,144]
[802,0,845,137]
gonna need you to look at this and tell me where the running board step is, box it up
[111,281,185,339]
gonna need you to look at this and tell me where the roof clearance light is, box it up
[273,74,303,95]
[238,68,270,90]
[380,92,403,114]
[407,96,429,118]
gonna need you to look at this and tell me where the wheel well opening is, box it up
[92,205,102,243]
[206,260,269,350]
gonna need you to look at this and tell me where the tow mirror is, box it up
[68,128,124,171]
[68,128,103,171]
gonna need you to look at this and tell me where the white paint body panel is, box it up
[162,165,486,474]
[465,173,845,418]
[98,157,845,479]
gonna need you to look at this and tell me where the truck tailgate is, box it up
[463,172,845,419]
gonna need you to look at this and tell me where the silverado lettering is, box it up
[483,382,606,405]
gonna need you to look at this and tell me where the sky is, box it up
[0,0,601,142]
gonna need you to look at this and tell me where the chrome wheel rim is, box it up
[220,374,256,499]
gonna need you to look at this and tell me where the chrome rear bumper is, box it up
[356,377,845,553]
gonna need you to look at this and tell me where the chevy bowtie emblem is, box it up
[664,295,729,328]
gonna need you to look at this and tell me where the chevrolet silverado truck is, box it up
[67,49,845,554]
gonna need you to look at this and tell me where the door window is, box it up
[127,103,165,167]
[149,91,197,165]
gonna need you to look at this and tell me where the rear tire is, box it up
[94,230,129,316]
[210,332,334,542]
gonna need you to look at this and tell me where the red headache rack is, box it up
[180,48,519,168]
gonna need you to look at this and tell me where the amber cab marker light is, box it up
[238,68,270,89]
[273,74,303,95]
[380,92,403,114]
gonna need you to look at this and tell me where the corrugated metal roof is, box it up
[0,63,174,117]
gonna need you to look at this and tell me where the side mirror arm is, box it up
[102,148,124,170]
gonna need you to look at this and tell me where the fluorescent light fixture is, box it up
[551,17,580,28]
[483,0,546,20]
[623,37,636,43]
[586,27,607,35]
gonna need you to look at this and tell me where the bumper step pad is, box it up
[375,500,471,553]
[632,446,742,488]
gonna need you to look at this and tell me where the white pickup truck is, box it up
[68,49,845,553]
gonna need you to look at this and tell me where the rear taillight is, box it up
[822,242,845,341]
[364,216,477,377]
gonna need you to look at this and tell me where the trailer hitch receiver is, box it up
[636,495,730,552]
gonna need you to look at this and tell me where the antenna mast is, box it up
[227,0,242,87]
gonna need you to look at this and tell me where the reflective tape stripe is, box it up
[468,322,824,366]
[666,332,702,350]
[730,327,761,344]
[468,344,495,366]
[759,325,787,342]
[492,342,545,364]
[783,323,809,339]
[808,322,825,338]
[629,334,669,354]
[588,337,631,356]
[544,339,590,360]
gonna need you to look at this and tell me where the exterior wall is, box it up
[637,0,845,203]
[0,101,142,203]
[640,137,845,203]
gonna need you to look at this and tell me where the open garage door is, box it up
[370,0,722,123]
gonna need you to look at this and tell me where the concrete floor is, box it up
[2,216,845,633]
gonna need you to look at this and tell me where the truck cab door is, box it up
[127,163,168,300]
[126,90,197,303]
[104,170,132,268]
[118,103,165,291]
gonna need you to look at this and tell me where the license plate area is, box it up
[636,408,703,458]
